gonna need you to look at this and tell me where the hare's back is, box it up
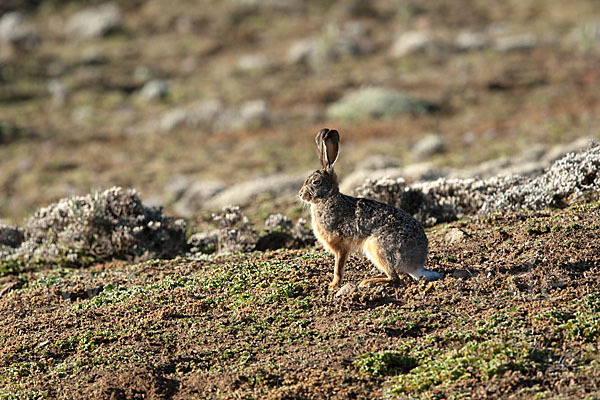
[356,197,427,243]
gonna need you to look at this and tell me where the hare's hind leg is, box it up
[360,237,396,287]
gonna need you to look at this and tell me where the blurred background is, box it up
[1,0,599,225]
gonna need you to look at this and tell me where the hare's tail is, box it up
[408,266,442,281]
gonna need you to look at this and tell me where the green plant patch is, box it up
[388,340,552,396]
[355,351,418,376]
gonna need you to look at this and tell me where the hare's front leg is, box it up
[329,248,349,289]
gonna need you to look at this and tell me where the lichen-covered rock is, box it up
[326,87,436,121]
[264,213,293,232]
[389,31,447,58]
[256,214,315,251]
[0,224,24,255]
[291,218,315,245]
[486,142,600,212]
[187,230,219,255]
[65,3,122,40]
[354,177,456,227]
[212,206,258,254]
[412,134,447,158]
[288,22,375,71]
[0,11,39,52]
[354,142,600,226]
[205,173,305,209]
[7,187,186,263]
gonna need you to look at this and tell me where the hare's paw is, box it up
[329,279,341,290]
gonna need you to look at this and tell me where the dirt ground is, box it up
[1,197,599,399]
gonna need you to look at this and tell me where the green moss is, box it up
[355,351,418,376]
[389,341,551,396]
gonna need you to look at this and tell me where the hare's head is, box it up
[299,128,340,203]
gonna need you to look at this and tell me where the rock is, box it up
[236,54,272,72]
[287,22,374,70]
[340,163,445,194]
[205,173,306,209]
[239,99,271,127]
[0,223,24,249]
[568,22,600,52]
[402,163,447,182]
[455,31,490,51]
[389,31,444,58]
[340,168,405,194]
[80,47,109,65]
[187,230,219,254]
[138,80,169,101]
[188,99,224,127]
[354,155,401,171]
[326,87,436,121]
[160,108,188,132]
[71,106,94,124]
[264,214,293,232]
[445,227,469,244]
[413,134,447,158]
[212,206,258,254]
[154,100,225,133]
[494,33,537,52]
[173,180,226,217]
[451,270,473,279]
[286,39,316,65]
[0,11,39,52]
[351,141,600,226]
[163,175,193,202]
[133,65,152,82]
[3,187,187,263]
[47,79,68,106]
[66,3,122,40]
[215,99,271,131]
[335,283,357,297]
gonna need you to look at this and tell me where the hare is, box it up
[299,128,441,289]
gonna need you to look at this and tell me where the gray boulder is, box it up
[173,180,226,217]
[455,31,490,52]
[412,134,447,158]
[205,173,306,209]
[214,99,271,131]
[66,3,122,40]
[389,31,446,58]
[327,87,436,121]
[138,80,169,101]
[0,11,39,52]
[494,33,537,52]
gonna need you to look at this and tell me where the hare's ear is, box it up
[315,128,339,173]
